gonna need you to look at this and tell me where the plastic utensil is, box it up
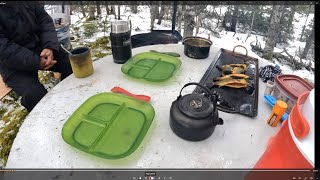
[266,100,287,127]
[273,74,313,113]
[111,86,151,102]
[62,92,155,159]
[149,50,181,57]
[264,95,288,121]
[121,52,182,82]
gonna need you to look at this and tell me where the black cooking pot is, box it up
[183,37,212,59]
[170,82,223,141]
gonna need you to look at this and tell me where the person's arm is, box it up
[0,24,41,71]
[34,3,60,53]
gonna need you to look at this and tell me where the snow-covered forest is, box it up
[67,3,314,82]
[0,2,315,167]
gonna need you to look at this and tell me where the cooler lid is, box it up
[276,74,313,99]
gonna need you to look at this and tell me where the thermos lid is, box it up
[111,20,130,34]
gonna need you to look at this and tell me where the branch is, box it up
[282,47,294,60]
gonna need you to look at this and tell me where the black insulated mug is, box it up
[110,20,132,64]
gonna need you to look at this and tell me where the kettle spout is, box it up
[212,117,224,126]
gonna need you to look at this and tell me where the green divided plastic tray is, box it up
[62,92,155,159]
[121,52,182,82]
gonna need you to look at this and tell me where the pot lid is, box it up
[178,94,214,119]
[276,74,313,99]
[62,92,155,159]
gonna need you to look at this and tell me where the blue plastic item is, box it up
[264,95,289,121]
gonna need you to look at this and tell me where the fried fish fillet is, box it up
[215,74,249,81]
[217,64,247,75]
[213,78,248,88]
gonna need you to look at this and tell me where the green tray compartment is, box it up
[121,52,182,82]
[62,93,155,159]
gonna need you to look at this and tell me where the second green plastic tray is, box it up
[62,92,155,159]
[121,52,182,82]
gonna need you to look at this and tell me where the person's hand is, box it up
[39,48,57,70]
[39,57,57,70]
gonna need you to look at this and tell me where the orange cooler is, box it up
[254,90,314,169]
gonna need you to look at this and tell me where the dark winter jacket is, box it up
[0,2,60,81]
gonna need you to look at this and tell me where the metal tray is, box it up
[193,45,259,117]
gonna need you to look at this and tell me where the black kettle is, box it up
[170,82,224,141]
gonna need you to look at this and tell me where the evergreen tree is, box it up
[277,5,295,44]
[301,20,314,59]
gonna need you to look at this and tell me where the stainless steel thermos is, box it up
[110,20,132,64]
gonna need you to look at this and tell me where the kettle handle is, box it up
[178,82,213,100]
[178,82,221,127]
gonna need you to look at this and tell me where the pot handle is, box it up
[178,82,213,100]
[233,45,248,56]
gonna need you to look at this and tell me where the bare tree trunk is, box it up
[106,5,110,14]
[70,4,75,15]
[177,5,184,34]
[276,6,287,44]
[157,5,166,25]
[183,6,195,38]
[155,6,159,19]
[62,2,65,13]
[288,5,296,26]
[110,5,116,16]
[222,6,230,30]
[263,5,285,60]
[230,5,240,32]
[300,5,311,41]
[195,16,200,36]
[150,5,159,30]
[164,6,170,20]
[301,22,314,59]
[250,9,256,32]
[88,5,95,21]
[96,1,101,17]
[117,5,121,20]
[214,6,222,30]
[131,5,138,13]
[79,1,86,18]
[104,1,110,15]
